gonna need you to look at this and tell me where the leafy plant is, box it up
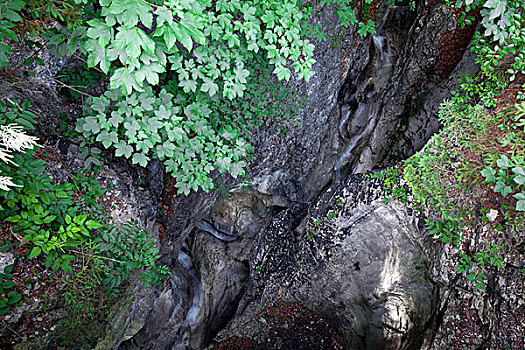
[450,72,506,108]
[0,264,22,315]
[367,167,408,204]
[0,98,39,190]
[426,218,463,249]
[0,0,25,66]
[76,86,251,194]
[446,0,525,80]
[56,63,104,99]
[481,154,525,211]
[95,221,170,293]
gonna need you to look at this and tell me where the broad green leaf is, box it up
[115,141,133,158]
[230,160,246,178]
[114,27,155,60]
[96,130,119,148]
[200,78,219,97]
[172,22,193,51]
[81,116,101,134]
[110,67,142,95]
[132,152,149,167]
[179,78,197,93]
[515,192,525,211]
[29,246,41,259]
[155,6,173,26]
[481,167,496,182]
[86,19,114,48]
[86,41,111,73]
[496,154,511,169]
[7,291,21,304]
[85,220,102,229]
[494,181,512,196]
[133,62,165,85]
[108,0,153,28]
[109,111,124,127]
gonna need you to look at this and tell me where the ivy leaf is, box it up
[200,77,219,97]
[115,141,133,158]
[96,130,119,148]
[514,192,525,211]
[154,105,171,120]
[156,141,175,159]
[215,156,231,174]
[512,166,525,185]
[82,116,101,134]
[496,154,511,169]
[179,78,197,93]
[494,181,513,196]
[146,117,162,132]
[274,65,291,81]
[109,111,124,127]
[230,160,246,178]
[133,62,165,85]
[91,96,110,113]
[167,126,185,142]
[234,64,250,84]
[132,152,149,167]
[481,167,496,182]
[139,93,155,111]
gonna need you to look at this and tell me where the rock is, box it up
[212,175,437,349]
[0,252,15,273]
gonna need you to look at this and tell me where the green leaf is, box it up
[513,166,525,185]
[114,26,155,60]
[514,192,525,211]
[230,160,246,178]
[108,0,153,28]
[85,219,102,230]
[494,181,513,196]
[496,154,511,169]
[481,167,496,182]
[86,19,114,48]
[200,78,219,97]
[115,141,133,158]
[132,152,149,167]
[5,215,20,223]
[2,280,15,289]
[155,6,173,27]
[110,67,142,95]
[96,130,119,148]
[29,246,41,259]
[133,62,165,86]
[7,291,21,304]
[179,78,197,93]
[109,111,124,127]
[172,22,193,51]
[3,264,14,274]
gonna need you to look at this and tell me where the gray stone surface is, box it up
[0,252,15,273]
[212,175,437,349]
